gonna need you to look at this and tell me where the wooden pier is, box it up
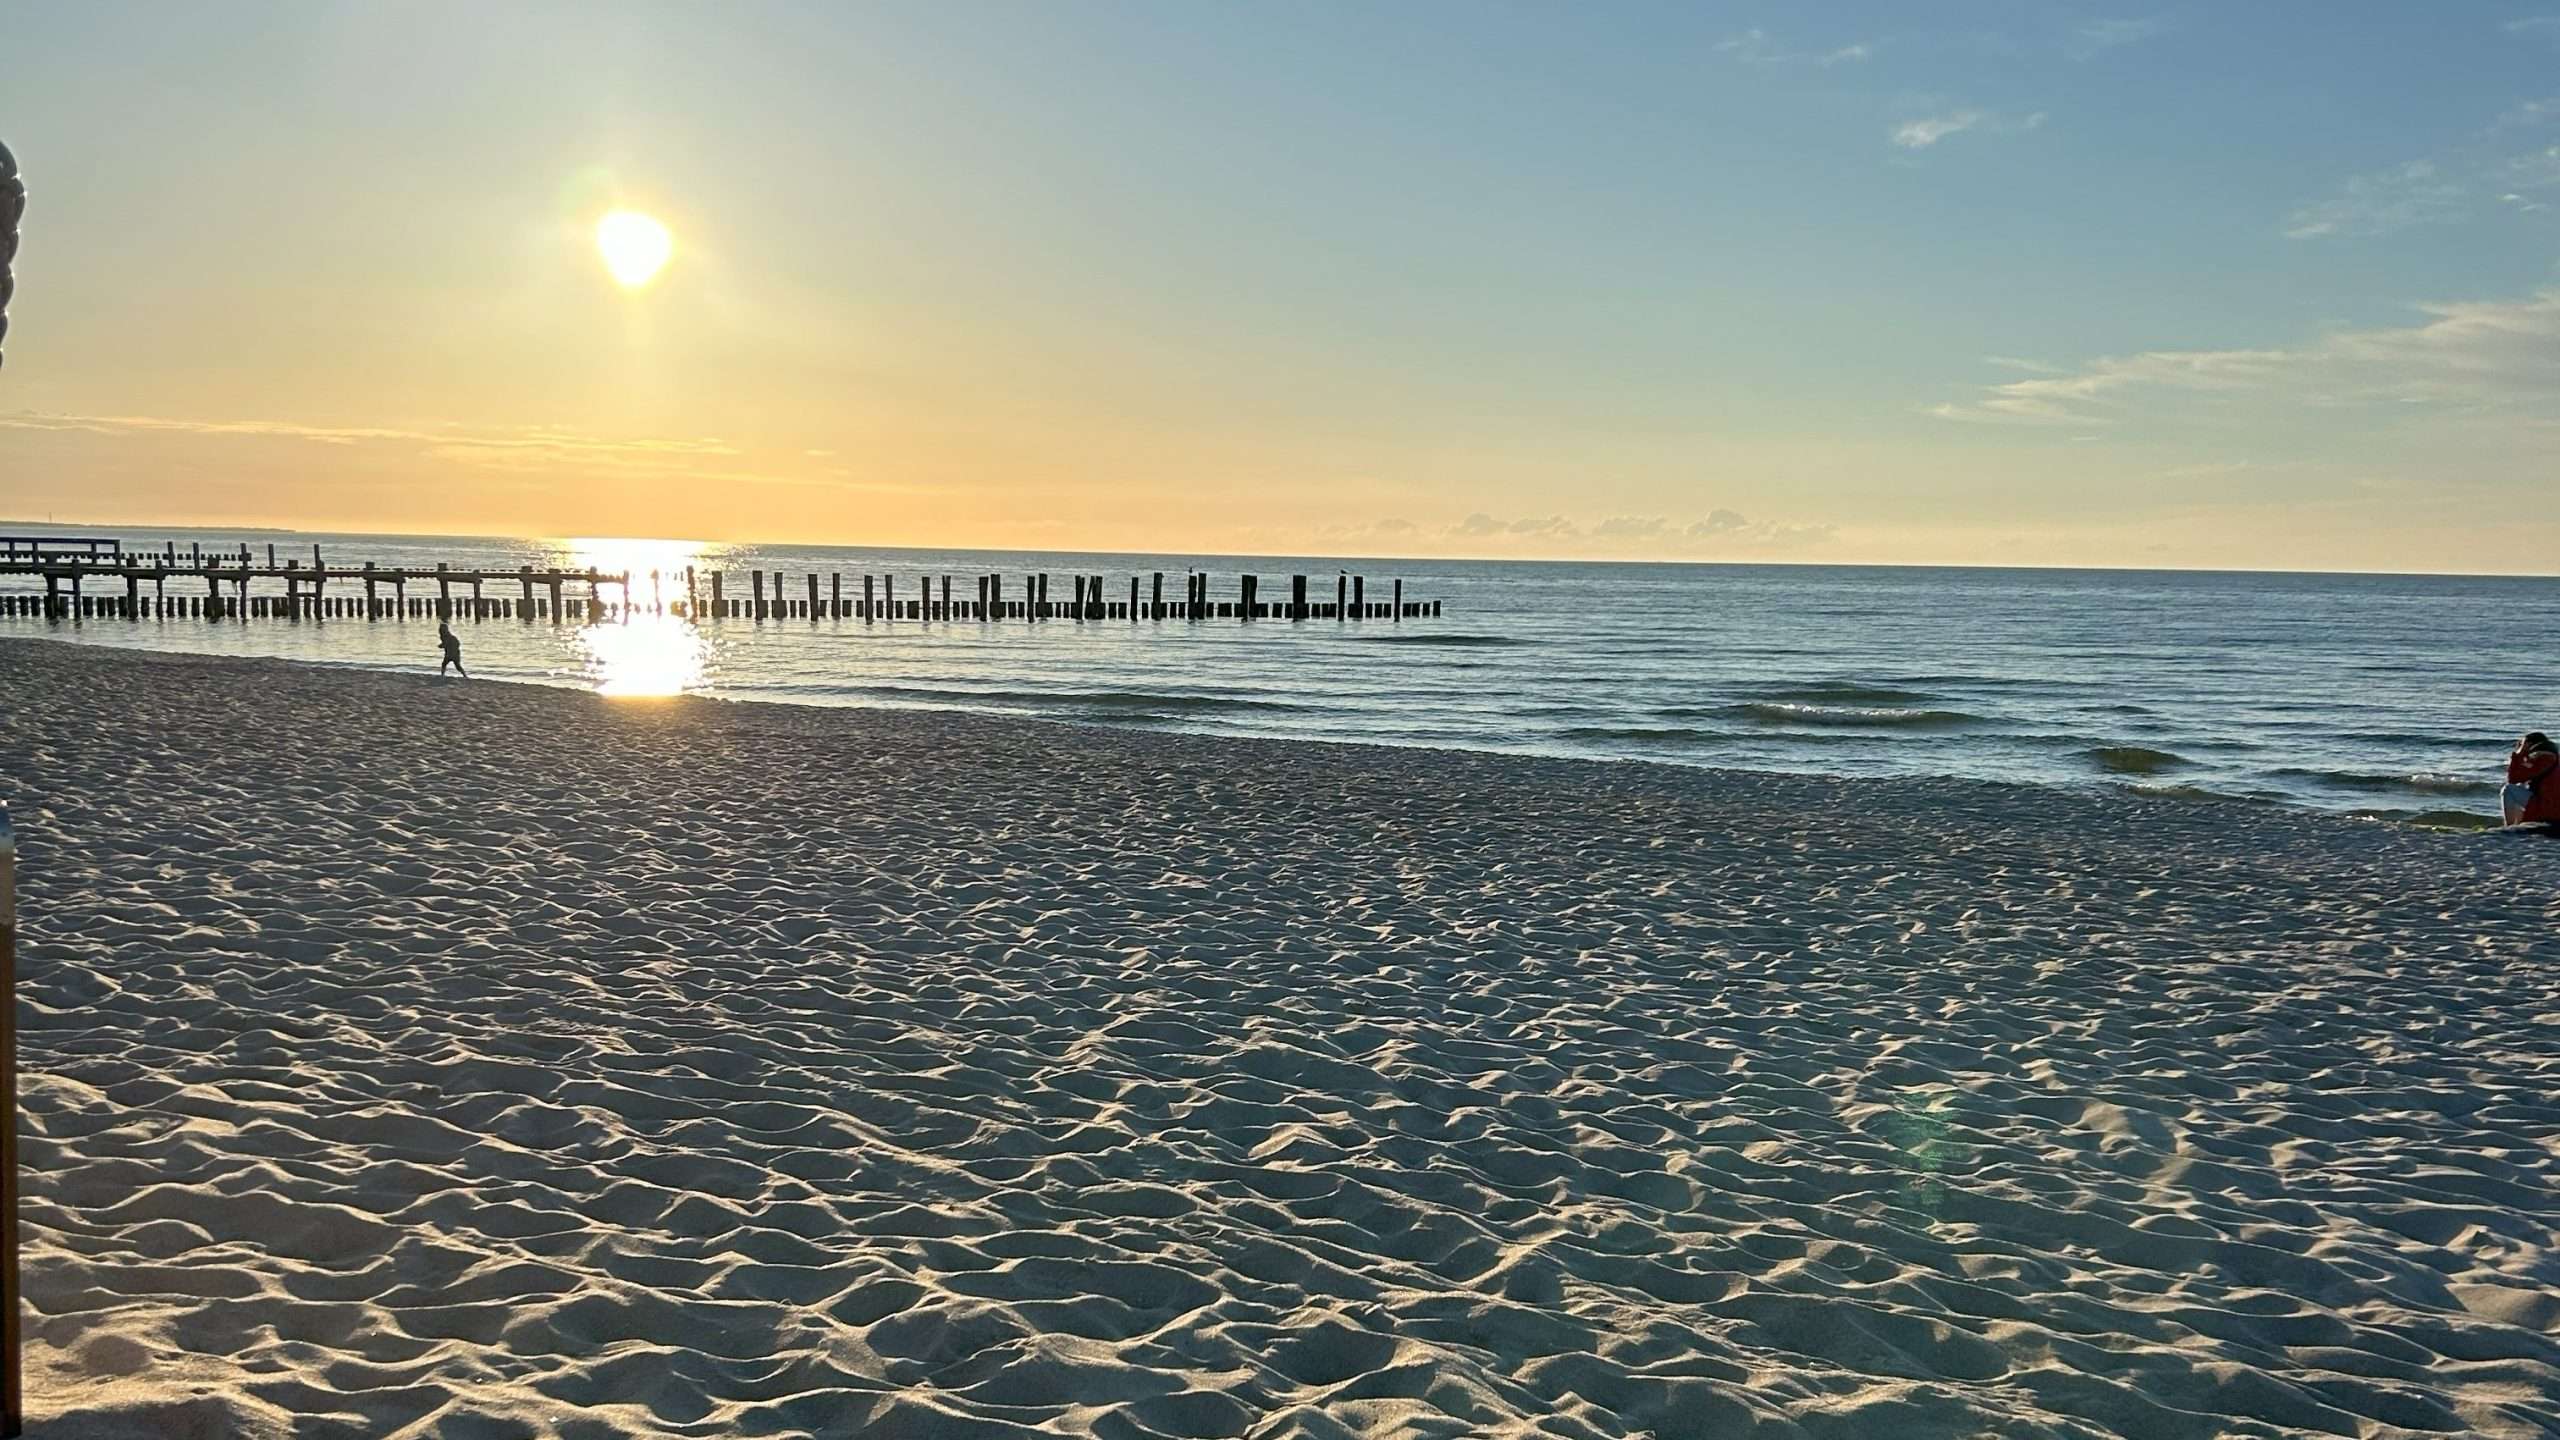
[0,538,1442,625]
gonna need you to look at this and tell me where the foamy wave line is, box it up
[2275,767,2498,799]
[1720,702,1980,730]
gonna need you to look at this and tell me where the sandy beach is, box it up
[3,636,2555,1439]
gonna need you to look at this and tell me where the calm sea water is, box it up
[8,527,2556,822]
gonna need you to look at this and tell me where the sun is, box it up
[595,210,672,288]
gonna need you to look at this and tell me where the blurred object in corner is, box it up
[0,139,19,371]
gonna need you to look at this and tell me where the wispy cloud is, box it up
[2287,97,2560,238]
[1929,286,2560,428]
[1442,509,1829,550]
[2505,15,2560,38]
[1893,111,1984,149]
[0,412,884,490]
[1716,29,1873,66]
[2069,17,2170,58]
[2283,160,2468,239]
[1891,109,2043,150]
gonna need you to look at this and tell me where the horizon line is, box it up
[1,517,2553,584]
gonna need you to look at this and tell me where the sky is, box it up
[2,3,2556,571]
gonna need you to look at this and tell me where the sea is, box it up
[7,526,2555,826]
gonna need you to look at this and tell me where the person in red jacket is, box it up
[2505,732,2559,826]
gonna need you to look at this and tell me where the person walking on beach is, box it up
[2504,732,2558,826]
[437,620,468,678]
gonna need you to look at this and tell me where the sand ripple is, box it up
[3,640,2557,1438]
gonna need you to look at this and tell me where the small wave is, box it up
[2118,782,2272,806]
[2349,806,2503,831]
[1559,725,1713,743]
[1756,681,1937,705]
[850,683,1312,714]
[2342,730,2483,749]
[1353,633,1529,648]
[2274,767,2499,799]
[1725,702,1980,730]
[2088,745,2188,776]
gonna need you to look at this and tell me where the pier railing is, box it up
[0,545,1441,626]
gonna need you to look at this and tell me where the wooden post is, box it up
[830,573,842,620]
[520,567,536,623]
[807,572,820,621]
[940,575,951,621]
[1393,577,1402,622]
[863,574,876,623]
[436,563,451,620]
[1353,575,1365,618]
[1,805,17,1440]
[685,566,700,618]
[1291,574,1307,621]
[1037,573,1050,621]
[1128,575,1139,622]
[1335,572,1346,621]
[123,572,139,621]
[470,577,483,621]
[751,570,766,621]
[1150,572,1164,620]
[989,573,1002,621]
[710,572,725,619]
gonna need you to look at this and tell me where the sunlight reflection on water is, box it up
[552,536,723,697]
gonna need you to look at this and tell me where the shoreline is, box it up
[4,637,2555,1438]
[0,632,2514,833]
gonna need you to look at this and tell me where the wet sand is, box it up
[3,637,2555,1439]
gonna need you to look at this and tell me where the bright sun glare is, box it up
[595,210,673,288]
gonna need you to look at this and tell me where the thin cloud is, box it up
[1891,109,2043,150]
[1440,509,1828,551]
[1893,111,1985,149]
[0,410,882,491]
[2288,99,2560,239]
[1929,286,2560,427]
[2283,160,2469,239]
[2069,17,2170,58]
[1716,29,1874,66]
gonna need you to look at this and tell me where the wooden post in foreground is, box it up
[2,804,19,1439]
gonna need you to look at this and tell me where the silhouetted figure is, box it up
[438,621,467,678]
[2505,732,2557,826]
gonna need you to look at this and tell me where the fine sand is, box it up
[2,637,2556,1440]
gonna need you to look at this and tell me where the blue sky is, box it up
[2,3,2555,569]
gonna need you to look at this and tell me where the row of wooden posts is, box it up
[0,570,1441,624]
